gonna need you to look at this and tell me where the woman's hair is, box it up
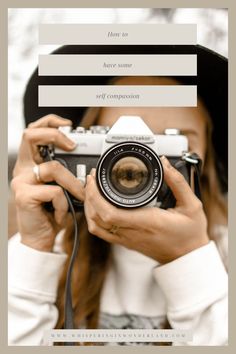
[55,102,227,336]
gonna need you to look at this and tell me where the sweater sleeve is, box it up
[153,241,228,345]
[8,233,68,346]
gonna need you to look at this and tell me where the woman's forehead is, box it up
[97,105,207,135]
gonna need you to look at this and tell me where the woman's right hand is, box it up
[11,114,85,252]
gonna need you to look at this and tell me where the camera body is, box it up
[41,116,200,210]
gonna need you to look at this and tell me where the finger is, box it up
[85,174,122,224]
[22,127,76,151]
[84,189,131,243]
[90,168,96,177]
[84,190,111,229]
[161,156,197,206]
[50,186,69,225]
[15,127,77,169]
[28,114,73,129]
[86,219,122,245]
[38,160,85,201]
[85,174,165,228]
[15,160,85,201]
[14,184,69,225]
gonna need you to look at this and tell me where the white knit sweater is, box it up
[8,225,228,346]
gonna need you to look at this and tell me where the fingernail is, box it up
[61,118,72,126]
[161,155,171,168]
[90,168,96,177]
[86,175,91,183]
[61,117,72,123]
[67,139,77,148]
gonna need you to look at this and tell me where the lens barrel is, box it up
[96,142,163,208]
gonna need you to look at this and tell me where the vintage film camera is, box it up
[40,116,201,210]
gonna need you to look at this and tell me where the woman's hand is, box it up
[11,114,85,252]
[84,156,209,264]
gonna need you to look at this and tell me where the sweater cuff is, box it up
[153,241,228,312]
[8,234,68,299]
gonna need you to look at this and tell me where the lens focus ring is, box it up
[96,142,163,208]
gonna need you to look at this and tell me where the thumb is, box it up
[90,168,96,177]
[161,156,196,207]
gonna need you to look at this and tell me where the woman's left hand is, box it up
[84,156,209,264]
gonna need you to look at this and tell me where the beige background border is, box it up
[1,0,235,353]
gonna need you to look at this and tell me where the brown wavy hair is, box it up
[54,105,227,344]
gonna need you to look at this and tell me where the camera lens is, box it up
[110,156,149,195]
[96,142,163,208]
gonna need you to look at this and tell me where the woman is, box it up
[8,46,228,346]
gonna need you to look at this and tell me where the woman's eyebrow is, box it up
[180,129,198,136]
[156,128,199,136]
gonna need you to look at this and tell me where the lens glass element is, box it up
[110,156,149,195]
